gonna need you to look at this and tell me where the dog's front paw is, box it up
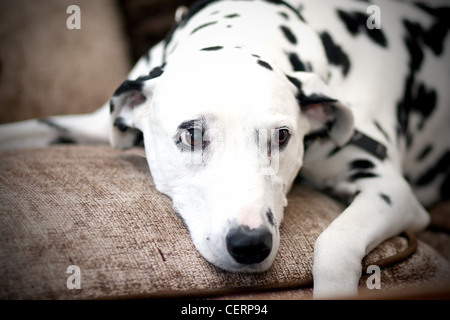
[312,230,364,299]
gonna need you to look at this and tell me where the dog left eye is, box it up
[179,128,205,149]
[276,128,290,147]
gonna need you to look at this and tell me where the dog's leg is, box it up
[312,165,430,299]
[0,104,112,151]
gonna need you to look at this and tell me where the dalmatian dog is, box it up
[0,0,448,298]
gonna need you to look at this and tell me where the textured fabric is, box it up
[0,146,448,299]
[0,0,130,123]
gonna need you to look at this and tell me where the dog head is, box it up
[109,49,353,272]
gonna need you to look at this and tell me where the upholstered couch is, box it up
[0,0,449,300]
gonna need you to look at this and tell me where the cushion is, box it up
[0,0,130,123]
[0,146,448,299]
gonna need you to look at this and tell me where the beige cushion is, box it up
[0,0,130,123]
[0,146,448,299]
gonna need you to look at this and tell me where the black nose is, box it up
[226,226,272,264]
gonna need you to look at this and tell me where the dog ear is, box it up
[287,72,354,146]
[109,67,163,149]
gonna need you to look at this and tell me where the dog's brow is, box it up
[177,117,205,130]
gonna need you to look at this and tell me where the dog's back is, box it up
[293,0,450,206]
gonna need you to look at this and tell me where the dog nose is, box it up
[226,226,272,264]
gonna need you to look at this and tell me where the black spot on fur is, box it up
[113,80,143,97]
[112,68,160,108]
[397,15,447,141]
[397,76,414,139]
[404,174,411,184]
[380,193,392,206]
[190,21,218,35]
[286,75,301,91]
[201,46,224,51]
[257,59,273,70]
[350,159,375,170]
[51,136,76,145]
[348,158,378,182]
[415,151,450,187]
[414,84,437,130]
[278,11,289,20]
[373,120,390,142]
[403,20,426,70]
[327,146,342,158]
[416,144,433,162]
[144,51,151,63]
[224,13,240,19]
[396,20,419,137]
[298,94,337,107]
[347,189,362,204]
[320,32,351,76]
[148,66,165,79]
[287,74,336,106]
[397,79,438,140]
[113,117,128,133]
[266,210,275,226]
[337,10,388,48]
[349,172,379,182]
[280,25,297,44]
[288,52,307,72]
[413,4,450,56]
[179,0,221,27]
[263,0,305,22]
[304,130,328,150]
[133,131,144,147]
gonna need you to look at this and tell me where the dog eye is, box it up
[180,128,204,148]
[276,128,290,147]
